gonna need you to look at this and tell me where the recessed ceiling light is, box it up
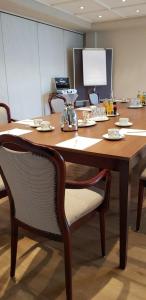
[122,0,126,2]
[80,6,84,10]
[98,15,102,18]
[136,9,140,13]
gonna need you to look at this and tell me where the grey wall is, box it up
[0,12,83,119]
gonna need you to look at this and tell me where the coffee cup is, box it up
[33,119,43,126]
[119,118,129,126]
[40,121,50,129]
[108,128,120,138]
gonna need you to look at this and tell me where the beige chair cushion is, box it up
[65,187,104,226]
[140,169,146,180]
[0,175,5,192]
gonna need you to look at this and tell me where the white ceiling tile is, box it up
[52,0,104,14]
[77,9,122,22]
[98,0,146,9]
[115,3,146,17]
[35,0,70,5]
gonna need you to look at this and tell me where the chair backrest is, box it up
[0,135,66,235]
[0,103,11,124]
[49,96,66,113]
[88,93,99,106]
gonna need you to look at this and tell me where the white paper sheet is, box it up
[120,128,146,136]
[15,119,34,126]
[0,128,32,136]
[56,136,102,150]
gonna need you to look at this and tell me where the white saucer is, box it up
[107,113,120,117]
[91,116,109,122]
[31,124,40,128]
[115,122,133,127]
[36,126,55,132]
[78,120,96,127]
[128,105,143,108]
[102,133,125,140]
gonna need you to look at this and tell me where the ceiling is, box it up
[1,0,146,32]
[35,0,146,24]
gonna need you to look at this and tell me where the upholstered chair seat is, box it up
[65,187,104,226]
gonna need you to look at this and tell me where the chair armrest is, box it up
[65,169,110,189]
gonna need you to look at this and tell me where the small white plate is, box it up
[91,116,109,122]
[121,100,129,103]
[128,105,143,108]
[78,120,96,127]
[31,124,39,128]
[107,113,120,117]
[36,126,55,132]
[102,133,125,140]
[115,122,133,127]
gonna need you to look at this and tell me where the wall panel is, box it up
[38,24,65,115]
[1,14,42,119]
[64,30,83,87]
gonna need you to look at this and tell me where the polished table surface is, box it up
[1,103,146,269]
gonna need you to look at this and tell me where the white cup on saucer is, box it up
[40,121,50,129]
[108,128,120,138]
[119,118,129,126]
[33,119,43,126]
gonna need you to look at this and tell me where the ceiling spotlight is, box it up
[80,6,84,10]
[98,15,102,18]
[122,0,126,2]
[136,9,140,13]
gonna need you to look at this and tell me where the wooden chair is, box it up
[0,102,11,199]
[48,93,66,113]
[88,92,99,106]
[0,102,11,124]
[0,134,111,300]
[136,169,146,231]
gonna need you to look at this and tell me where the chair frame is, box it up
[0,103,11,199]
[0,102,11,123]
[0,134,111,300]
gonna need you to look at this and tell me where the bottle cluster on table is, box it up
[103,99,118,115]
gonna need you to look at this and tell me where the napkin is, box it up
[120,129,146,136]
[56,136,102,150]
[0,128,32,136]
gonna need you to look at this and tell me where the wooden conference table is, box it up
[1,103,146,269]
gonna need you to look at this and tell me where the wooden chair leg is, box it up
[10,220,18,278]
[99,211,105,257]
[136,180,144,231]
[63,232,72,300]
